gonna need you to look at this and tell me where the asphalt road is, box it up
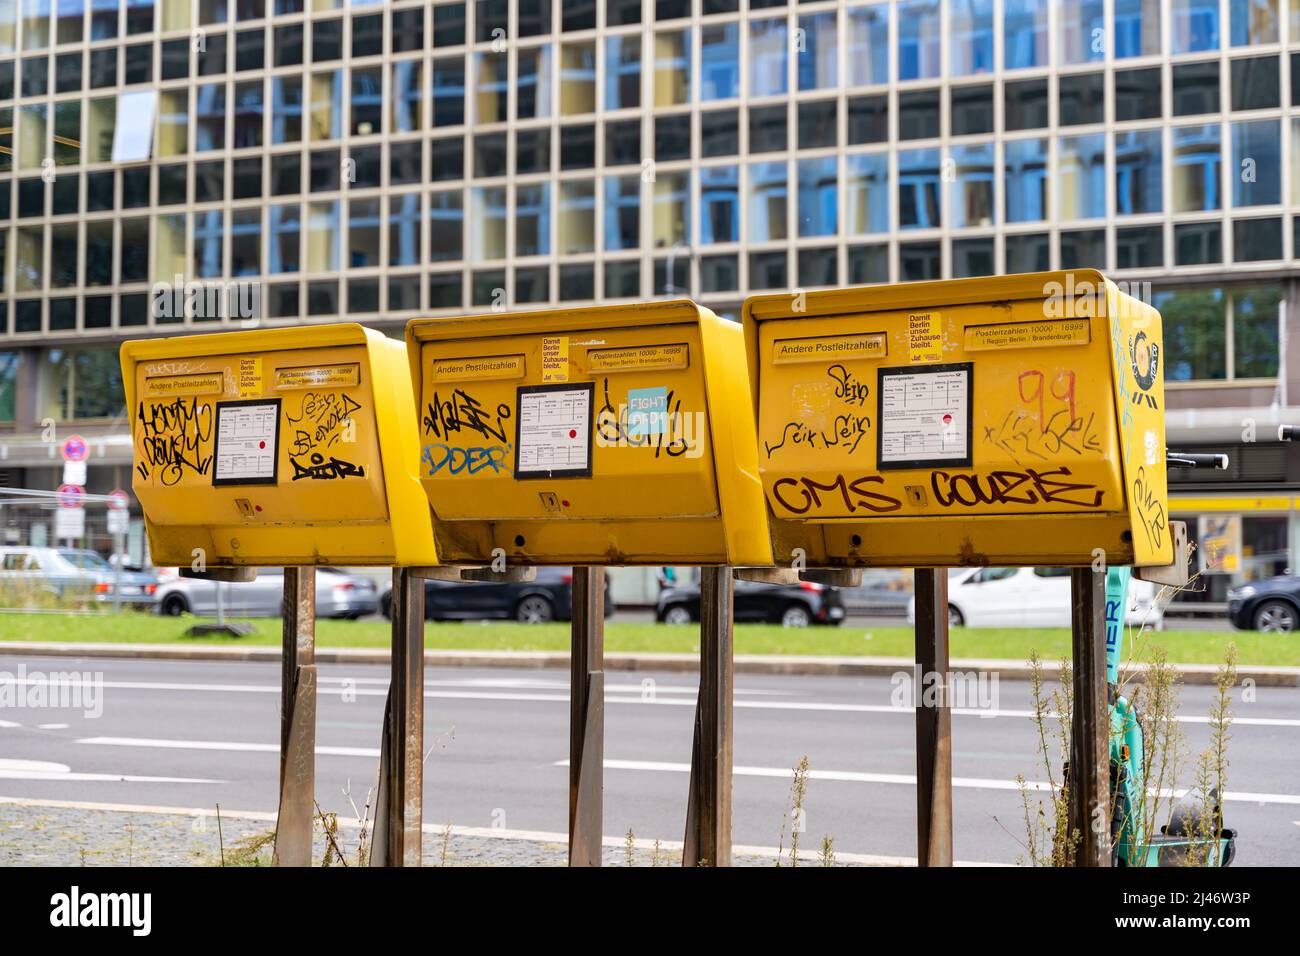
[1,654,1296,865]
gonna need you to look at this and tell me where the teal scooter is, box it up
[1103,450,1236,866]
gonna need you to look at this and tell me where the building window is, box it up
[847,152,889,235]
[949,144,994,228]
[748,161,788,242]
[700,23,738,101]
[1115,129,1163,215]
[0,352,20,421]
[1230,0,1279,46]
[1005,138,1047,223]
[699,166,738,245]
[1004,0,1047,70]
[798,12,837,91]
[1232,119,1281,207]
[1060,0,1104,65]
[898,0,939,80]
[1173,0,1221,53]
[797,156,837,237]
[604,175,640,251]
[847,3,889,86]
[748,19,785,97]
[39,348,126,421]
[606,36,640,110]
[1115,0,1161,58]
[898,148,941,229]
[1173,124,1221,212]
[949,0,993,76]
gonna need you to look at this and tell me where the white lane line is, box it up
[36,723,69,730]
[0,794,1007,866]
[0,720,21,728]
[8,676,1300,727]
[559,759,1300,807]
[0,756,218,784]
[78,736,379,758]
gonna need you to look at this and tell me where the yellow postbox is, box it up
[120,323,437,568]
[743,270,1172,568]
[405,300,772,566]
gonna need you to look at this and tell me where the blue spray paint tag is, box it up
[1104,566,1132,685]
[627,387,669,438]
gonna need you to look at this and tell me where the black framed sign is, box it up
[211,398,281,486]
[875,362,973,471]
[513,382,595,480]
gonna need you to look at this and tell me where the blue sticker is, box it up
[627,387,669,438]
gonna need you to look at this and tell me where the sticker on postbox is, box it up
[627,387,669,438]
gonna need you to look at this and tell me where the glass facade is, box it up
[0,0,1284,396]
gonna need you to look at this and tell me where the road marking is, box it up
[0,720,20,728]
[559,759,1300,807]
[0,756,218,784]
[78,736,380,758]
[0,794,1005,866]
[7,675,1299,726]
[36,723,69,730]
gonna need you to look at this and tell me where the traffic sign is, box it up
[61,435,88,462]
[57,483,84,508]
[108,489,130,510]
[55,507,85,540]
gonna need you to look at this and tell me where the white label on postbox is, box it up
[213,400,280,485]
[514,384,593,479]
[877,364,972,470]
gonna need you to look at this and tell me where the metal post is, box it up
[215,579,226,628]
[569,566,605,866]
[1069,567,1112,867]
[913,568,953,867]
[111,530,124,613]
[372,567,425,867]
[273,566,316,867]
[683,565,733,867]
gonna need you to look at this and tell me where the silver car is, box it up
[154,567,379,619]
[0,546,159,609]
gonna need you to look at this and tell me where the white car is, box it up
[907,567,1164,629]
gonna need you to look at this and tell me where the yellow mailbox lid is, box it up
[406,301,772,566]
[121,323,438,568]
[743,271,1171,568]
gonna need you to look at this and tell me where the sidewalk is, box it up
[2,641,1295,686]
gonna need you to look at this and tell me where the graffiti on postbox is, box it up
[745,270,1171,567]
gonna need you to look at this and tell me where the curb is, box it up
[1,641,1295,687]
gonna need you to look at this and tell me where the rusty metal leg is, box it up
[683,566,733,867]
[568,567,605,866]
[1069,568,1112,867]
[913,568,953,867]
[372,567,425,867]
[273,566,316,867]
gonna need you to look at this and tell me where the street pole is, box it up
[1069,567,1112,867]
[273,566,316,866]
[683,565,733,867]
[569,566,605,866]
[913,568,953,866]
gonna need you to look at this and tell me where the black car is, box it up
[1227,576,1300,632]
[656,579,845,627]
[380,567,614,623]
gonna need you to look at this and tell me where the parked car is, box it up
[906,566,1163,629]
[379,567,614,623]
[656,579,846,627]
[1227,576,1300,632]
[0,546,158,609]
[155,567,378,619]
